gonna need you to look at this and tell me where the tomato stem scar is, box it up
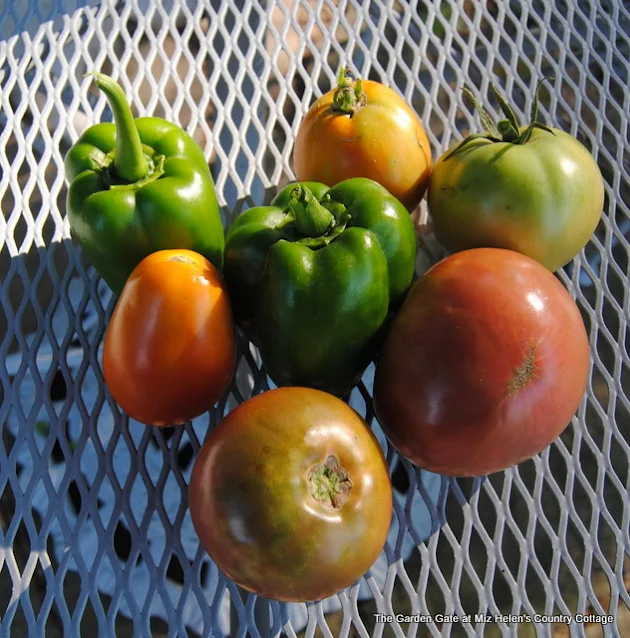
[507,344,537,396]
[308,454,353,509]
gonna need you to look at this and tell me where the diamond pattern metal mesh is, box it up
[1,0,629,636]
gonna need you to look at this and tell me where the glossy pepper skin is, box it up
[224,178,417,396]
[64,73,224,295]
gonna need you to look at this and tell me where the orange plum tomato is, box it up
[103,249,236,426]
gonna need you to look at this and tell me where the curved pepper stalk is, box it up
[64,73,224,295]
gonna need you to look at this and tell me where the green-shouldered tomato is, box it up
[427,82,604,272]
[189,387,392,602]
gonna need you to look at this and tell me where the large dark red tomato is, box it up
[374,248,590,477]
[189,387,392,602]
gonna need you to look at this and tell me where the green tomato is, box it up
[427,92,605,272]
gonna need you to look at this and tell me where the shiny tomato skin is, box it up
[189,387,392,602]
[102,249,236,426]
[427,127,604,272]
[374,248,590,477]
[294,80,432,211]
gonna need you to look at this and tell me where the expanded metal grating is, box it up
[1,0,629,636]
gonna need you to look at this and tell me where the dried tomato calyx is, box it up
[445,78,556,160]
[332,67,367,116]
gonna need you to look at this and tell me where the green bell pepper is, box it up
[64,73,224,295]
[224,178,417,396]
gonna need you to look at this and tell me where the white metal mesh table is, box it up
[1,1,629,636]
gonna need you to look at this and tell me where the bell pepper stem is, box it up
[90,73,150,182]
[288,185,335,237]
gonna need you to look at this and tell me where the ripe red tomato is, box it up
[374,248,590,477]
[294,69,432,211]
[102,249,236,426]
[189,387,392,602]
